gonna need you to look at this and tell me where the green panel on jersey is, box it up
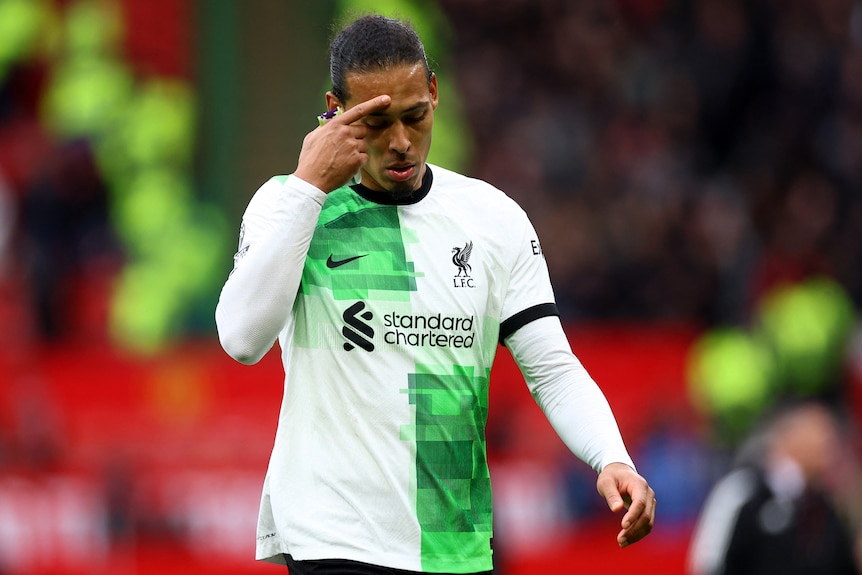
[300,188,423,300]
[401,364,493,572]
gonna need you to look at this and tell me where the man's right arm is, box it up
[216,94,392,364]
[215,176,326,364]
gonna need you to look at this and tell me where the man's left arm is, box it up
[505,316,656,547]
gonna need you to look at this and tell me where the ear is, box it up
[429,73,439,110]
[325,91,343,113]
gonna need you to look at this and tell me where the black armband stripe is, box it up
[499,303,559,346]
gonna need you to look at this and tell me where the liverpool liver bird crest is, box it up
[452,241,473,277]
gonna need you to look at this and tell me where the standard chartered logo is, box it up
[342,301,374,351]
[340,303,476,351]
[383,311,475,348]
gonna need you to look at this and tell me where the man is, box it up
[216,14,655,575]
[688,401,860,575]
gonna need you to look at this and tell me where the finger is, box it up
[333,95,392,125]
[620,491,647,530]
[618,494,656,548]
[618,513,654,547]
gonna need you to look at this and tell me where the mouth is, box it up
[386,164,416,182]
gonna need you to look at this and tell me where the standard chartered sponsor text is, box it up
[382,312,475,348]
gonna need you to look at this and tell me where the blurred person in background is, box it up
[687,400,861,575]
[216,13,655,575]
[21,139,114,340]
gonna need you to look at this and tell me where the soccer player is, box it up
[215,14,655,575]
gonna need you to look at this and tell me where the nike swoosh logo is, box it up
[326,254,367,269]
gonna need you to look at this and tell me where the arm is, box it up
[215,176,325,364]
[505,316,656,547]
[215,95,393,364]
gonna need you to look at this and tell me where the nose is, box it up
[389,122,410,155]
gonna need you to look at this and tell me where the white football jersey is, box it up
[242,165,557,573]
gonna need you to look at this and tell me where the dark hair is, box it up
[330,14,432,102]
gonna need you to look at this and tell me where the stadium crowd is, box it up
[438,0,862,325]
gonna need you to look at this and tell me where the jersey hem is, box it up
[259,545,422,572]
[257,545,492,574]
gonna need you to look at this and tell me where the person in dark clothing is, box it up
[688,401,860,575]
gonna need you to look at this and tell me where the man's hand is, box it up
[596,462,656,548]
[294,95,391,193]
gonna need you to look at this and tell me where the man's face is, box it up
[328,63,439,196]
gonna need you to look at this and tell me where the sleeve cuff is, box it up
[284,174,328,206]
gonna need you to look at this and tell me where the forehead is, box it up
[343,63,431,109]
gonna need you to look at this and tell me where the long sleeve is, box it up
[215,175,326,364]
[504,316,635,473]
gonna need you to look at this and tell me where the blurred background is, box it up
[0,0,861,573]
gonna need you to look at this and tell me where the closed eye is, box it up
[364,118,389,129]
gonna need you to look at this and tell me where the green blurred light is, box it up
[110,260,183,355]
[41,55,133,138]
[687,327,775,416]
[94,80,196,182]
[64,0,123,56]
[0,0,45,64]
[123,80,196,168]
[156,207,230,296]
[756,277,855,396]
[109,203,229,355]
[112,169,192,253]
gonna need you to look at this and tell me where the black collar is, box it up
[350,166,433,206]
